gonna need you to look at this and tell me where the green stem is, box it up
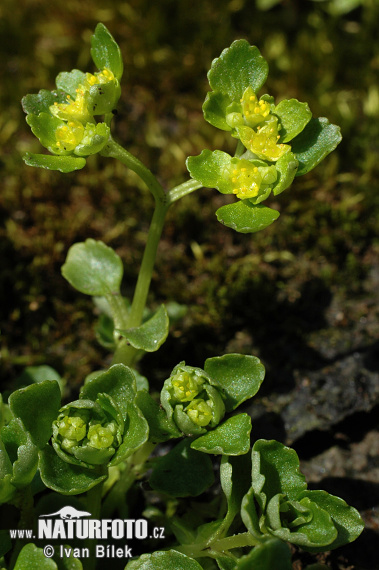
[100,136,166,203]
[176,531,261,559]
[106,292,129,330]
[103,136,203,366]
[112,199,169,366]
[167,179,203,204]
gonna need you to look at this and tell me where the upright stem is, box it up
[127,199,169,328]
[112,196,169,366]
[102,136,202,366]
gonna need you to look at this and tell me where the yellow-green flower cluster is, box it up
[24,67,122,159]
[161,364,225,435]
[52,396,123,468]
[226,87,290,162]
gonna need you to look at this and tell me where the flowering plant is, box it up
[0,23,362,570]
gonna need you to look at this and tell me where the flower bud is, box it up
[161,363,225,436]
[52,394,124,469]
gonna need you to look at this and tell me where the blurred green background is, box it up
[1,0,378,391]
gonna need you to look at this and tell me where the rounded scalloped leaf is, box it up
[117,304,169,352]
[216,201,280,233]
[55,70,86,99]
[25,113,64,154]
[90,23,123,80]
[23,153,86,172]
[126,550,203,570]
[190,413,252,455]
[202,91,233,131]
[186,149,232,193]
[274,98,312,143]
[22,89,68,115]
[109,403,149,466]
[298,490,364,552]
[267,496,338,549]
[9,381,61,449]
[61,239,123,297]
[39,445,107,495]
[208,40,269,101]
[13,543,57,570]
[291,117,342,176]
[204,354,265,411]
[80,364,137,416]
[252,439,307,502]
[1,419,38,488]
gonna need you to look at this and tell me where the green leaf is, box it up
[126,550,203,569]
[26,113,64,153]
[61,239,123,296]
[220,454,252,534]
[216,201,280,233]
[274,99,312,143]
[1,418,38,487]
[186,150,232,193]
[23,153,86,172]
[251,440,307,508]
[191,414,251,455]
[291,117,342,176]
[236,538,292,570]
[55,70,86,98]
[110,403,149,465]
[80,364,137,417]
[21,89,68,115]
[267,495,338,548]
[150,439,214,497]
[204,354,265,411]
[14,543,57,570]
[90,23,123,80]
[135,391,181,443]
[298,490,364,551]
[39,445,107,495]
[240,486,263,539]
[208,40,269,102]
[15,365,65,395]
[117,305,169,352]
[202,91,233,131]
[272,152,298,196]
[9,381,61,449]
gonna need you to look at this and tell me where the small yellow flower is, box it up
[229,160,262,199]
[55,120,84,151]
[50,88,92,124]
[241,87,271,127]
[186,399,213,427]
[171,371,204,402]
[238,117,290,162]
[84,68,116,88]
